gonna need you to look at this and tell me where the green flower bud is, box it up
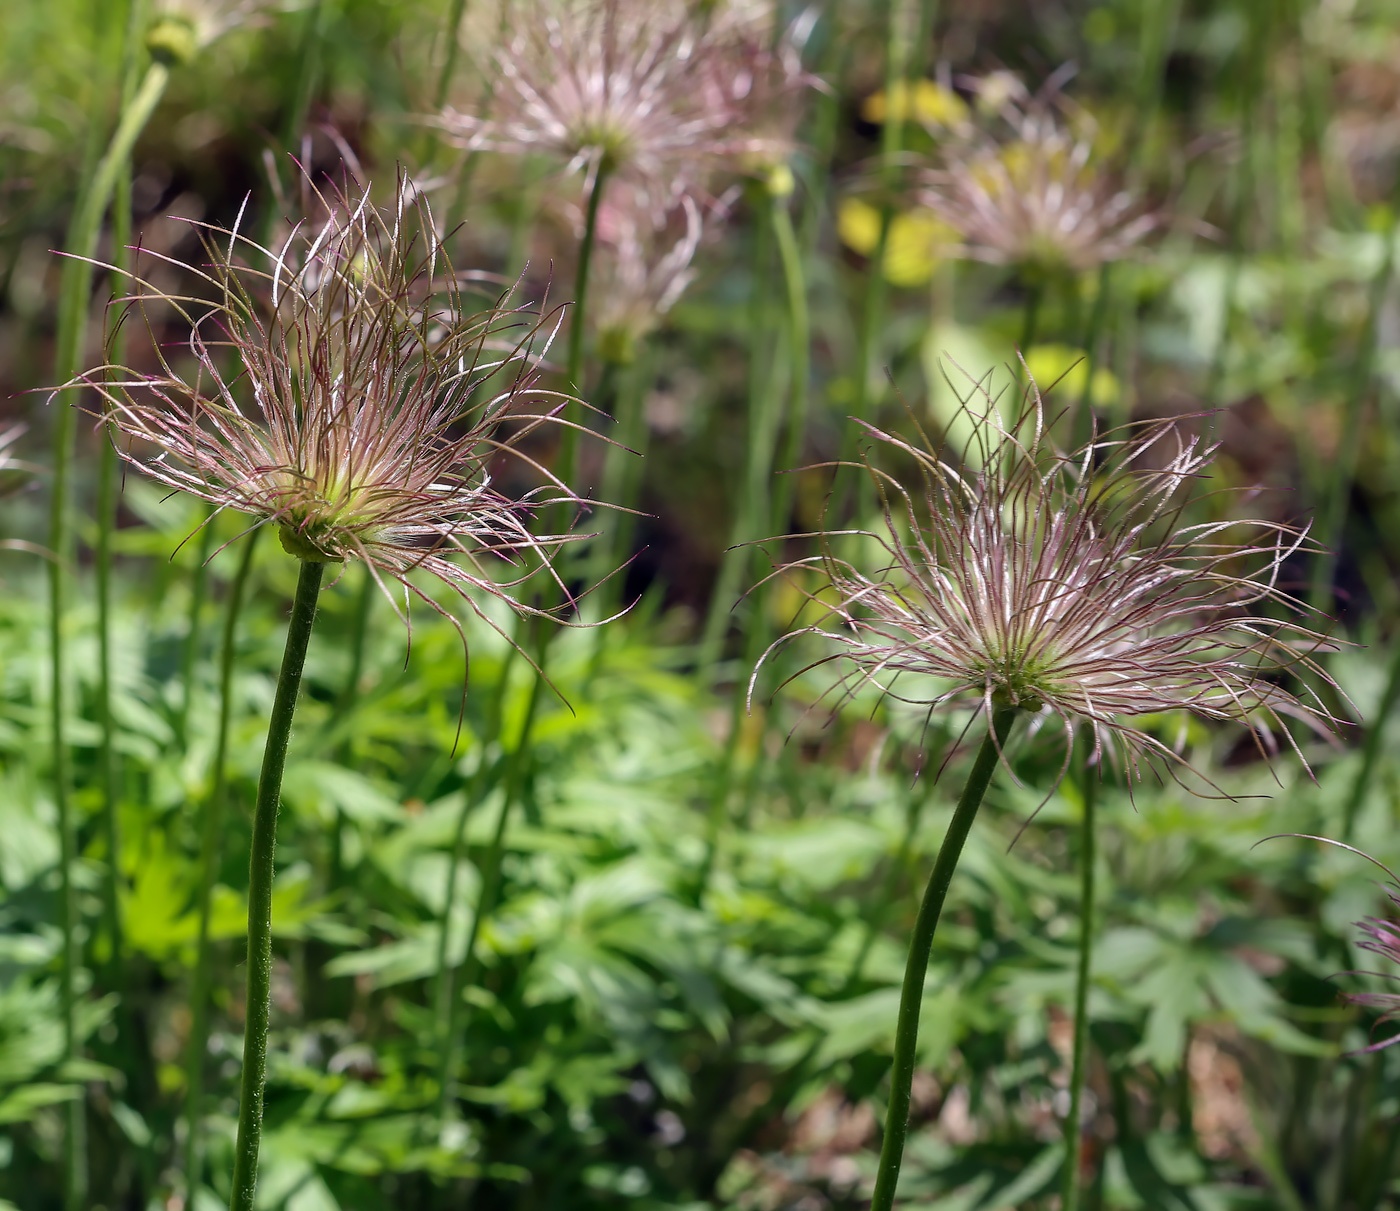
[146,16,199,66]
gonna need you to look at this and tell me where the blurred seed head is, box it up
[919,76,1160,276]
[80,170,598,644]
[761,375,1341,788]
[441,0,809,207]
[590,189,705,365]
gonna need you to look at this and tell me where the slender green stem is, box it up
[229,556,325,1211]
[1310,215,1396,615]
[870,707,1016,1211]
[434,0,471,111]
[184,527,261,1198]
[841,0,922,526]
[433,644,516,1119]
[699,203,779,674]
[176,509,217,747]
[48,53,170,1210]
[283,0,330,150]
[439,655,547,1115]
[556,163,610,483]
[769,191,810,538]
[1063,739,1098,1211]
[1341,636,1400,841]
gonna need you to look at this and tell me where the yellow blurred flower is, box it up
[1023,344,1120,406]
[837,199,956,287]
[862,79,969,129]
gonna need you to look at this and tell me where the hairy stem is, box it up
[229,557,325,1211]
[184,527,261,1197]
[1063,739,1098,1211]
[870,707,1016,1211]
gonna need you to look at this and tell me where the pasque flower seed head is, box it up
[761,382,1341,787]
[81,171,599,653]
[920,76,1159,276]
[441,0,806,207]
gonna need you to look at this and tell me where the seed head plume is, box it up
[440,0,809,207]
[919,74,1160,275]
[759,375,1342,790]
[78,169,601,668]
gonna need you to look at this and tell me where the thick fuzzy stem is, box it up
[1063,739,1098,1211]
[229,557,325,1211]
[869,707,1016,1211]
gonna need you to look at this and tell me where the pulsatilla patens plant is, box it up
[762,386,1342,1211]
[919,76,1160,276]
[441,0,805,206]
[88,174,588,640]
[78,173,599,1211]
[768,392,1341,787]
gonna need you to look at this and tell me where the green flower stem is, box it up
[699,203,778,674]
[433,643,517,1118]
[1074,265,1112,442]
[870,706,1016,1211]
[229,556,325,1211]
[176,509,217,746]
[434,0,471,111]
[1341,636,1400,841]
[184,526,260,1198]
[1310,212,1396,615]
[768,190,810,538]
[439,656,547,1116]
[555,162,611,496]
[48,53,170,1207]
[1062,739,1098,1211]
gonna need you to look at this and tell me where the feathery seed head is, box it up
[1343,891,1400,1051]
[83,171,595,639]
[920,76,1159,276]
[442,0,807,206]
[763,380,1341,787]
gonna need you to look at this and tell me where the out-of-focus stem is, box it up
[870,707,1016,1211]
[176,509,217,746]
[434,0,471,112]
[49,54,171,1209]
[433,644,515,1118]
[1341,635,1400,841]
[769,189,810,538]
[699,201,778,675]
[183,527,260,1198]
[229,556,325,1211]
[1063,737,1098,1211]
[1310,215,1396,616]
[439,652,546,1117]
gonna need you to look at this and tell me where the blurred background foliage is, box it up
[7,0,1400,1208]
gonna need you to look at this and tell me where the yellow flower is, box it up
[862,79,969,129]
[838,199,955,287]
[1023,344,1119,406]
